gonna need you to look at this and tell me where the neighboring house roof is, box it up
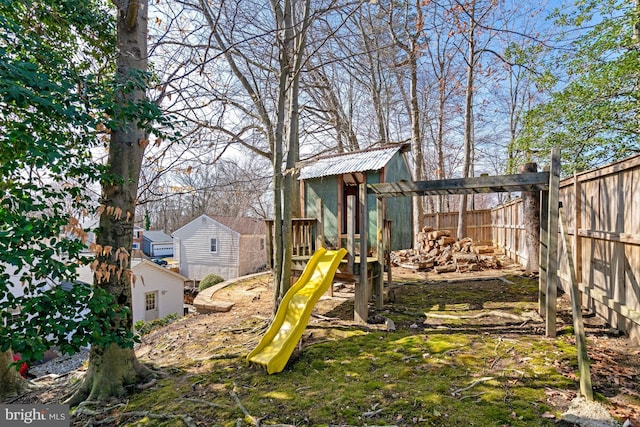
[211,215,265,235]
[298,144,410,180]
[76,258,188,284]
[142,230,173,243]
[173,214,265,237]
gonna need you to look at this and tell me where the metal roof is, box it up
[298,145,406,180]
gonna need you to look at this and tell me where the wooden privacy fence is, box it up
[422,210,493,244]
[492,154,640,341]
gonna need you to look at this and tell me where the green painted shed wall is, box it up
[304,175,339,247]
[382,151,413,250]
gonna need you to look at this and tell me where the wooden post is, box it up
[315,198,324,251]
[539,186,549,317]
[519,163,540,273]
[347,195,355,274]
[376,196,384,310]
[559,205,594,400]
[546,148,561,337]
[355,182,368,324]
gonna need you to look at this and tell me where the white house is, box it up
[77,259,187,323]
[141,230,173,258]
[173,215,266,281]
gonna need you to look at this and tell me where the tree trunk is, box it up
[457,0,476,240]
[409,50,423,247]
[68,0,153,405]
[520,162,540,273]
[0,350,28,398]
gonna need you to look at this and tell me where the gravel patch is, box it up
[29,348,89,377]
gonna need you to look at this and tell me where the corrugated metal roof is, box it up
[298,145,404,180]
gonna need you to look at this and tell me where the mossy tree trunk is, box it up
[67,0,153,405]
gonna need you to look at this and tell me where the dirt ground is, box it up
[6,264,640,426]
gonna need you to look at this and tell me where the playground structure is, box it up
[266,149,561,329]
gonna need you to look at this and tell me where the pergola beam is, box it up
[367,172,550,197]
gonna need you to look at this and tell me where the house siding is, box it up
[131,261,184,323]
[238,234,267,275]
[175,217,240,280]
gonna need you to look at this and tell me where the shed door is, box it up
[342,183,360,234]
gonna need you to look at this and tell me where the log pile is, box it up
[390,227,502,273]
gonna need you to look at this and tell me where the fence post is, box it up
[546,148,561,338]
[520,163,540,273]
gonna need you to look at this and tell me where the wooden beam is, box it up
[315,198,324,252]
[347,195,355,275]
[559,206,594,400]
[546,148,561,337]
[376,196,384,310]
[367,172,550,197]
[355,182,368,324]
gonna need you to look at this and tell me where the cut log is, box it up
[434,263,457,274]
[438,236,457,247]
[473,246,494,254]
[454,253,479,264]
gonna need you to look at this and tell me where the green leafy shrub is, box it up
[134,313,180,336]
[198,274,225,292]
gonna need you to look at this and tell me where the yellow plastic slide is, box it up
[247,247,348,374]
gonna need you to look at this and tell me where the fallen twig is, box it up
[231,382,259,426]
[452,377,494,397]
[180,397,226,408]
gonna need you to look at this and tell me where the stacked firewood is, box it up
[390,227,501,273]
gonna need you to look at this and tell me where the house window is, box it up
[132,242,140,250]
[260,238,264,251]
[145,292,156,311]
[210,238,218,253]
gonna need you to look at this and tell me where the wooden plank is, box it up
[546,148,560,337]
[367,172,551,197]
[316,198,324,251]
[572,281,640,325]
[626,168,640,326]
[576,153,640,182]
[347,195,356,274]
[376,196,384,310]
[574,173,583,288]
[355,182,368,324]
[559,206,594,400]
[577,229,640,246]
